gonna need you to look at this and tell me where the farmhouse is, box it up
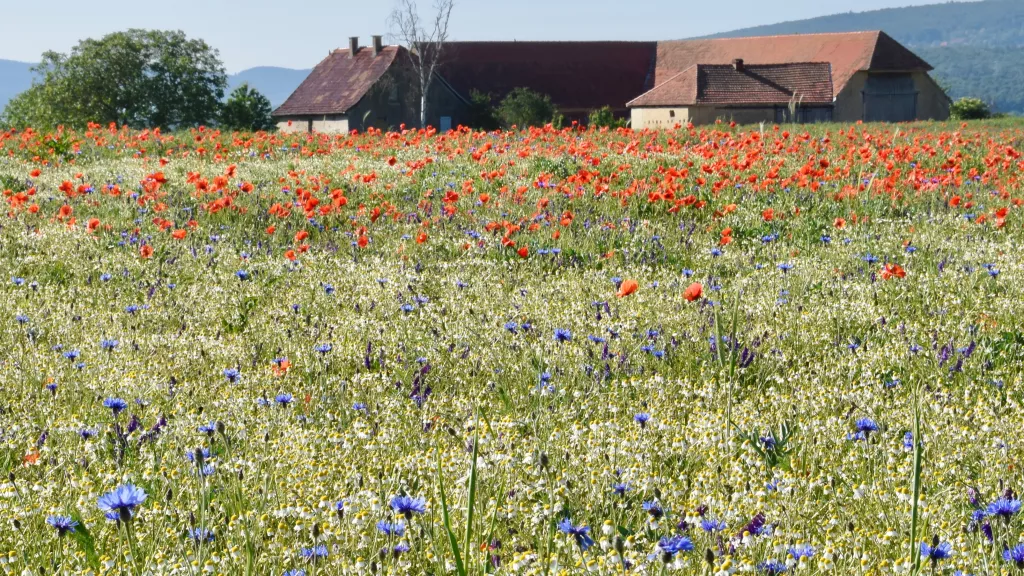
[627,60,835,128]
[273,30,949,131]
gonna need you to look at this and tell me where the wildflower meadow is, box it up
[1,120,1023,576]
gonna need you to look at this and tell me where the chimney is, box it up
[732,58,744,72]
[372,35,383,57]
[349,37,359,57]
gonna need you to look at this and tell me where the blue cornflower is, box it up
[198,422,216,435]
[100,273,111,282]
[283,571,306,576]
[188,527,215,543]
[903,431,915,451]
[634,412,651,428]
[323,284,335,295]
[701,518,727,532]
[401,303,415,313]
[788,544,815,561]
[125,304,141,314]
[353,402,367,411]
[100,339,119,351]
[186,448,211,462]
[757,559,788,575]
[390,495,427,519]
[376,520,406,536]
[46,515,79,536]
[920,540,952,562]
[588,335,606,344]
[557,518,595,551]
[643,500,664,519]
[777,263,794,272]
[1004,543,1024,568]
[235,270,249,281]
[987,497,1022,521]
[97,484,147,520]
[63,350,80,361]
[682,268,694,277]
[275,393,293,406]
[300,544,328,562]
[554,328,572,342]
[710,248,723,257]
[862,254,880,264]
[855,418,879,435]
[314,343,332,354]
[78,429,97,440]
[15,314,28,324]
[223,368,240,383]
[612,482,632,496]
[103,397,128,415]
[658,535,694,557]
[820,235,831,244]
[504,321,518,333]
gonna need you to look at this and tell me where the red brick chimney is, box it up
[732,58,744,71]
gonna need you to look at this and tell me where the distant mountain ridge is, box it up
[705,0,1024,113]
[0,60,310,112]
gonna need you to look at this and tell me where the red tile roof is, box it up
[655,31,930,97]
[628,62,834,107]
[436,42,658,112]
[273,46,402,117]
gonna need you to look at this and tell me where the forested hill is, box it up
[705,0,1024,113]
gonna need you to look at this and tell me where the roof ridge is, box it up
[674,30,881,42]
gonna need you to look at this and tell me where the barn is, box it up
[273,30,949,131]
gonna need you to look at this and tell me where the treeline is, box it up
[1,29,275,131]
[709,0,1024,47]
[917,45,1024,115]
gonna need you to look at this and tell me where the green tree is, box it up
[587,106,627,129]
[220,83,275,132]
[1,29,226,130]
[496,88,560,129]
[949,97,992,120]
[466,90,500,131]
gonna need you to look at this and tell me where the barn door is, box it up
[862,74,918,122]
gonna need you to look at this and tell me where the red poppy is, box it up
[140,244,154,259]
[683,282,703,302]
[616,279,638,298]
[517,246,529,258]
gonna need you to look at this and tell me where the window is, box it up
[669,110,675,118]
[439,116,452,132]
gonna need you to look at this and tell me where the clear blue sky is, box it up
[0,0,947,73]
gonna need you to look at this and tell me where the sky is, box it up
[0,0,952,73]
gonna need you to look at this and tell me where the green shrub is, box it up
[220,83,275,132]
[950,97,992,120]
[587,106,627,129]
[497,88,560,129]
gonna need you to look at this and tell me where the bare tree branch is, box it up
[388,0,454,128]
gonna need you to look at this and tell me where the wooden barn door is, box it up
[862,74,918,122]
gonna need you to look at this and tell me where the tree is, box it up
[949,97,991,120]
[220,83,275,131]
[466,90,500,131]
[388,0,455,129]
[587,106,627,129]
[1,29,226,130]
[497,88,560,129]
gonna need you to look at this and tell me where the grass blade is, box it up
[437,448,467,576]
